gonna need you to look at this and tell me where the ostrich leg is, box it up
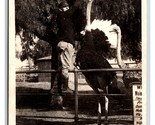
[97,95,109,125]
[97,96,102,125]
[104,96,109,120]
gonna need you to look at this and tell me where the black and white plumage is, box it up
[76,28,121,122]
[76,29,119,93]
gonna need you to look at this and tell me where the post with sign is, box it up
[132,82,142,125]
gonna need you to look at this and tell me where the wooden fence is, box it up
[16,68,142,124]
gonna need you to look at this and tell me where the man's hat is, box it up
[58,1,69,9]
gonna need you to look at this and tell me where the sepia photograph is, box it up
[9,0,147,125]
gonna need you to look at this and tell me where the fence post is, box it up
[74,68,79,123]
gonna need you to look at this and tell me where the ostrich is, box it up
[76,0,141,123]
[75,0,124,123]
[76,28,121,123]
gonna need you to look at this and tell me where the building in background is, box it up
[36,56,52,82]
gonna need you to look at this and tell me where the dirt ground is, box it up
[16,81,133,125]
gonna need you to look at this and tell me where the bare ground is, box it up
[16,81,133,125]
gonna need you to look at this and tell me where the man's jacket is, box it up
[57,0,82,47]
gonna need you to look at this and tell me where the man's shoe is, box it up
[49,95,64,110]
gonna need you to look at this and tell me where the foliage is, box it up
[15,0,141,62]
[20,39,52,65]
[92,0,141,61]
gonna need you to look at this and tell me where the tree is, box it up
[15,0,141,63]
[91,0,141,61]
[15,0,86,69]
[19,39,52,65]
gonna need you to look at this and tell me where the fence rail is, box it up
[16,68,142,124]
[16,68,141,74]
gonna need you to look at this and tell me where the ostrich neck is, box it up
[114,26,126,68]
[86,0,94,29]
[85,0,126,69]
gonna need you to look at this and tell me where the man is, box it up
[56,0,82,93]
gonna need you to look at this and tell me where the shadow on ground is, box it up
[16,85,133,125]
[16,86,133,114]
[17,115,133,125]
